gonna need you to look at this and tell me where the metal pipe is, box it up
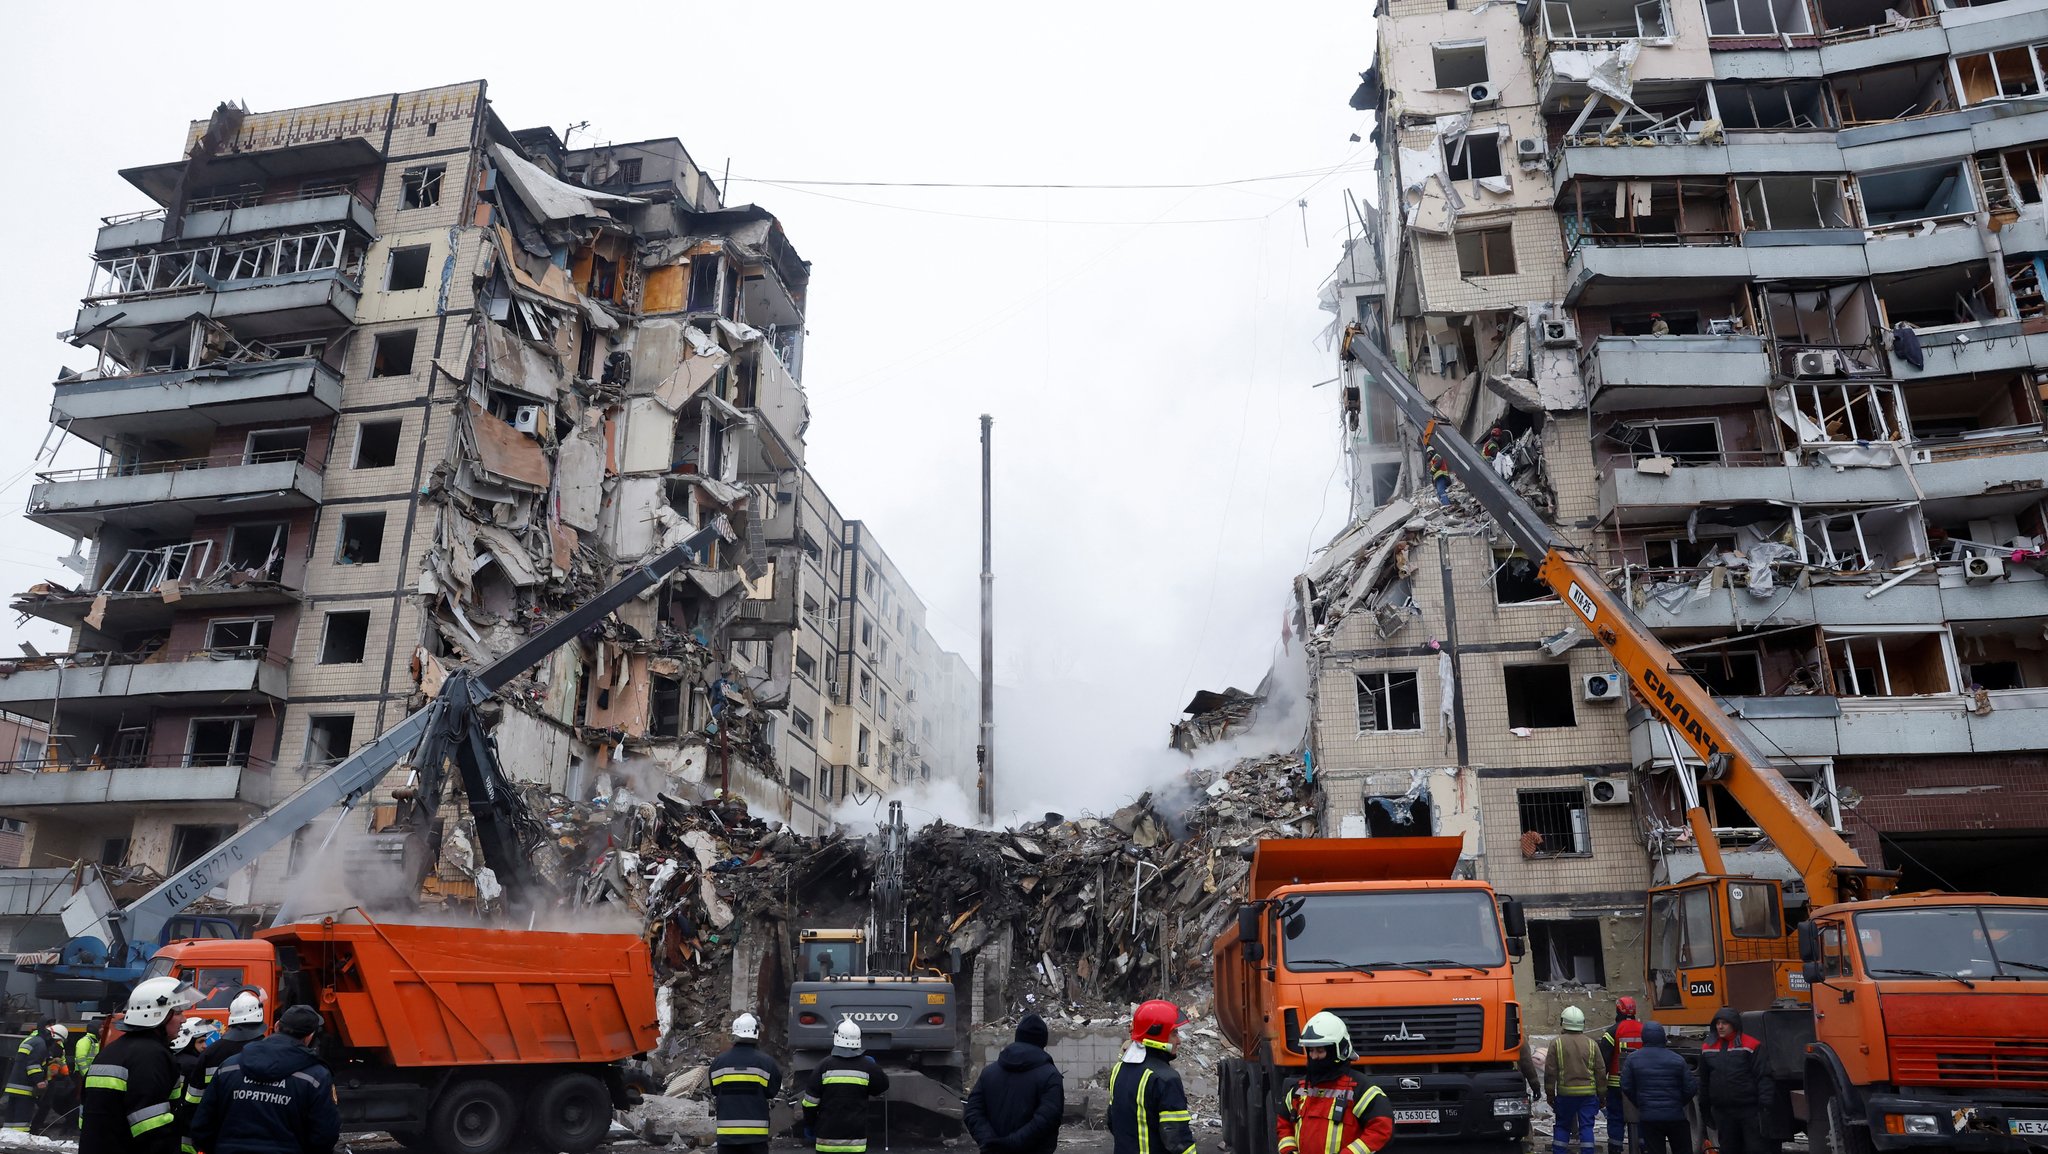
[978,415,995,824]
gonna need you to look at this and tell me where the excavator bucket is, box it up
[1248,837,1464,899]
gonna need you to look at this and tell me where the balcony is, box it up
[70,229,363,352]
[0,648,289,721]
[1600,453,1922,522]
[27,452,322,539]
[1583,334,1772,408]
[94,192,376,255]
[12,538,298,634]
[52,357,342,452]
[0,868,91,918]
[1627,688,2048,760]
[0,755,272,815]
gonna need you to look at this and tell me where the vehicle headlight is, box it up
[1494,1098,1531,1117]
[1885,1114,1939,1136]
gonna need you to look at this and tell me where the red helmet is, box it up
[1131,1000,1189,1049]
[1617,996,1638,1018]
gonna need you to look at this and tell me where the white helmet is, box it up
[732,1013,760,1042]
[171,1018,210,1052]
[123,977,200,1031]
[1299,1011,1356,1063]
[228,991,265,1027]
[832,1018,863,1057]
[48,1025,67,1041]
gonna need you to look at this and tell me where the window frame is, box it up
[1355,669,1424,733]
[1455,224,1517,277]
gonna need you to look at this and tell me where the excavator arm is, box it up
[1339,327,1885,909]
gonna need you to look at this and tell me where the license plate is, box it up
[2010,1120,2048,1136]
[1394,1110,1440,1125]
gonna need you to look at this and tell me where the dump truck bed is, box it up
[261,921,659,1068]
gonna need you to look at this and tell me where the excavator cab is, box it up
[1646,875,1808,1025]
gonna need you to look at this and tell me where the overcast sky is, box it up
[0,1,1375,820]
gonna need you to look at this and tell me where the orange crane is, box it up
[1344,325,2048,1153]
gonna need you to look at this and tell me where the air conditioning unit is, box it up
[1583,671,1626,702]
[1468,82,1499,108]
[1965,554,2008,583]
[1516,137,1546,167]
[858,752,871,768]
[1792,350,1840,379]
[1541,317,1580,348]
[512,404,543,434]
[1586,776,1632,806]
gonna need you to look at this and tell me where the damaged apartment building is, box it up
[1313,0,2048,1022]
[0,82,977,949]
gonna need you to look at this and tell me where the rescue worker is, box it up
[1543,1006,1603,1154]
[1429,454,1454,504]
[172,1017,216,1133]
[965,1013,1065,1154]
[1598,996,1644,1154]
[1276,1012,1394,1154]
[203,992,267,1088]
[710,1013,781,1151]
[189,1004,340,1154]
[81,975,198,1154]
[1106,999,1197,1154]
[70,1020,104,1134]
[801,1019,890,1154]
[1619,1022,1695,1154]
[36,1025,77,1136]
[5,1018,59,1131]
[1698,1008,1774,1154]
[1649,313,1670,336]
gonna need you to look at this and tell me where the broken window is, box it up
[304,715,355,766]
[1816,0,1931,30]
[1703,0,1812,34]
[795,648,817,683]
[1359,790,1433,836]
[792,708,815,739]
[1642,532,1739,569]
[1684,649,1766,697]
[1563,178,1734,246]
[1999,145,2048,204]
[1957,623,2048,690]
[319,611,371,665]
[1858,163,1974,229]
[1873,262,2004,329]
[1903,373,2040,439]
[616,159,643,185]
[226,523,287,579]
[245,428,310,464]
[1826,629,1956,696]
[1545,0,1670,38]
[1519,786,1591,854]
[789,768,810,797]
[186,717,257,768]
[1761,282,1884,375]
[1444,135,1505,183]
[170,825,235,872]
[354,420,402,469]
[1714,81,1836,131]
[335,511,386,565]
[1456,226,1517,277]
[1803,505,1924,571]
[1531,919,1607,984]
[386,245,430,291]
[1778,380,1905,445]
[860,619,874,648]
[401,165,445,209]
[1433,41,1489,88]
[206,617,273,657]
[857,725,872,767]
[688,256,722,313]
[859,671,873,704]
[651,676,683,738]
[1505,664,1578,728]
[1736,177,1854,231]
[371,329,417,377]
[1955,44,2048,105]
[1494,551,1554,604]
[1830,59,1954,125]
[1610,419,1725,464]
[1355,670,1423,732]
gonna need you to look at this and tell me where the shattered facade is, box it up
[0,83,978,954]
[1325,0,2048,1024]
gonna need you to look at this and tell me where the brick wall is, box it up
[1836,753,2048,863]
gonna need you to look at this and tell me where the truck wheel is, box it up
[430,1078,520,1154]
[1813,1084,1872,1154]
[525,1072,614,1154]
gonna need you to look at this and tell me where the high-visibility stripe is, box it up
[1352,1085,1386,1118]
[714,1073,771,1086]
[800,1095,820,1108]
[130,1102,177,1136]
[1136,1069,1155,1154]
[3,1087,31,1097]
[1,1125,28,1132]
[85,1076,128,1091]
[820,1073,871,1085]
[816,1143,868,1152]
[1160,1111,1192,1124]
[718,1124,773,1136]
[1345,1140,1374,1154]
[718,1065,774,1081]
[1279,1138,1300,1153]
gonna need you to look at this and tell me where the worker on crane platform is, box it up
[1106,1000,1197,1154]
[1276,1012,1394,1154]
[801,1019,890,1154]
[711,1013,781,1151]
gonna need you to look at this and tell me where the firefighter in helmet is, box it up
[1279,1012,1395,1154]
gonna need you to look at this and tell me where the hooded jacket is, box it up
[710,1040,782,1147]
[188,1033,341,1154]
[1107,1043,1197,1154]
[1698,1009,1773,1110]
[1619,1023,1695,1123]
[965,1042,1065,1154]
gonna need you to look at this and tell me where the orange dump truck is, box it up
[1213,837,1530,1152]
[146,917,659,1154]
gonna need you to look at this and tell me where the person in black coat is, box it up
[1698,1008,1773,1154]
[1619,1022,1696,1154]
[189,1005,341,1154]
[965,1015,1066,1154]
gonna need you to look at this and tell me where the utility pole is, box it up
[978,415,995,824]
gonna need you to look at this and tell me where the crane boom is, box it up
[1339,326,1884,907]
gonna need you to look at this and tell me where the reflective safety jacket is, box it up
[73,1032,100,1074]
[1106,1045,1197,1154]
[711,1042,783,1146]
[7,1032,52,1101]
[1277,1071,1395,1154]
[1600,1019,1644,1090]
[802,1054,890,1153]
[80,1028,183,1154]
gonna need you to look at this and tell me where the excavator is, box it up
[1342,325,2048,1153]
[19,517,736,1011]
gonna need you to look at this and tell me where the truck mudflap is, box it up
[1375,1068,1531,1142]
[1862,1093,2048,1151]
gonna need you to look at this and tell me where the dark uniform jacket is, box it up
[802,1054,890,1153]
[7,1032,53,1101]
[1107,1045,1197,1154]
[710,1041,782,1147]
[1619,1023,1696,1123]
[1699,1012,1774,1110]
[189,1034,341,1154]
[1277,1069,1395,1154]
[202,1026,263,1088]
[80,1027,183,1154]
[965,1041,1065,1154]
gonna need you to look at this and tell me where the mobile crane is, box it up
[19,517,736,1010]
[1342,325,2048,1153]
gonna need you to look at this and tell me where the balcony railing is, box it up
[86,229,359,303]
[34,447,321,487]
[0,752,275,775]
[1,645,291,674]
[1569,231,1741,253]
[1772,340,1889,378]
